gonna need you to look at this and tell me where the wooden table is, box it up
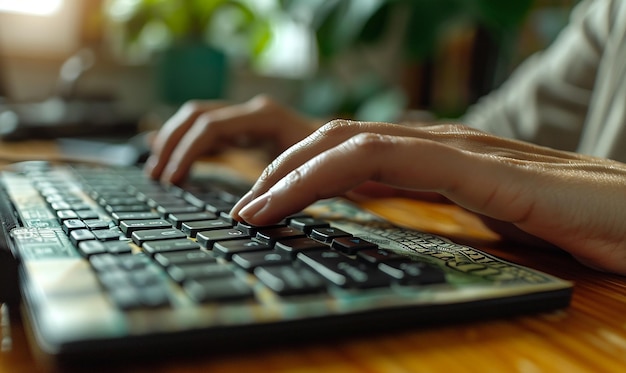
[1,140,626,373]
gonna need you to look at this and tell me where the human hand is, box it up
[231,120,626,275]
[145,95,319,184]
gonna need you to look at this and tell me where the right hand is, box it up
[145,95,319,184]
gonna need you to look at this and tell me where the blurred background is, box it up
[0,0,579,144]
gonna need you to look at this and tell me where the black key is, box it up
[93,230,123,241]
[184,276,254,303]
[167,211,217,229]
[78,240,107,257]
[83,219,112,230]
[63,219,85,234]
[57,209,78,221]
[356,248,406,264]
[131,228,187,246]
[102,240,133,255]
[378,261,447,285]
[274,237,327,258]
[181,219,232,238]
[255,226,306,246]
[204,199,235,214]
[156,204,202,217]
[235,221,285,235]
[167,262,234,283]
[154,250,216,267]
[298,250,392,289]
[120,219,173,237]
[231,250,291,272]
[76,210,100,220]
[112,211,160,224]
[106,204,150,214]
[309,227,352,243]
[254,265,326,295]
[288,217,330,234]
[196,228,249,248]
[331,236,377,255]
[70,229,95,246]
[143,238,201,255]
[213,239,271,260]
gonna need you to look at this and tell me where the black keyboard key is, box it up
[106,204,150,214]
[62,219,85,234]
[196,228,249,248]
[120,219,173,237]
[83,219,112,230]
[143,238,201,255]
[255,226,306,246]
[154,250,216,267]
[274,237,327,258]
[167,262,234,283]
[131,228,187,246]
[180,219,232,238]
[298,250,393,289]
[254,265,326,295]
[112,211,160,224]
[70,229,95,246]
[331,236,377,254]
[288,217,330,234]
[356,248,406,264]
[167,211,217,229]
[184,276,254,303]
[76,210,100,220]
[309,227,352,243]
[213,239,271,259]
[93,229,124,241]
[156,204,202,217]
[231,250,291,272]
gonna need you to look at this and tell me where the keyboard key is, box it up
[131,228,187,246]
[112,211,160,224]
[274,237,327,258]
[213,239,271,259]
[298,250,393,289]
[120,219,173,237]
[62,219,85,234]
[331,236,377,254]
[255,226,306,246]
[184,276,254,303]
[309,227,352,243]
[167,211,217,229]
[70,229,95,246]
[154,250,216,267]
[231,250,291,272]
[143,238,201,255]
[167,262,235,283]
[180,219,232,238]
[254,265,326,295]
[196,228,249,248]
[288,217,330,234]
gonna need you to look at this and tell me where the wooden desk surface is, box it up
[1,140,626,373]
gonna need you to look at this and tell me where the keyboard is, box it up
[0,161,573,364]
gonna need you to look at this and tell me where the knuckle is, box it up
[180,100,207,115]
[318,119,362,138]
[348,132,394,152]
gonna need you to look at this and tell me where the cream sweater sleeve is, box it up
[461,0,610,153]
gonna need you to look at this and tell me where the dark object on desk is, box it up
[0,98,138,141]
[57,132,152,167]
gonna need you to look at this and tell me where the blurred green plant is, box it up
[280,0,534,119]
[103,0,272,65]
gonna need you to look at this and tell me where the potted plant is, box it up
[103,0,272,104]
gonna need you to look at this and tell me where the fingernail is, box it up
[238,192,271,222]
[230,190,254,217]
